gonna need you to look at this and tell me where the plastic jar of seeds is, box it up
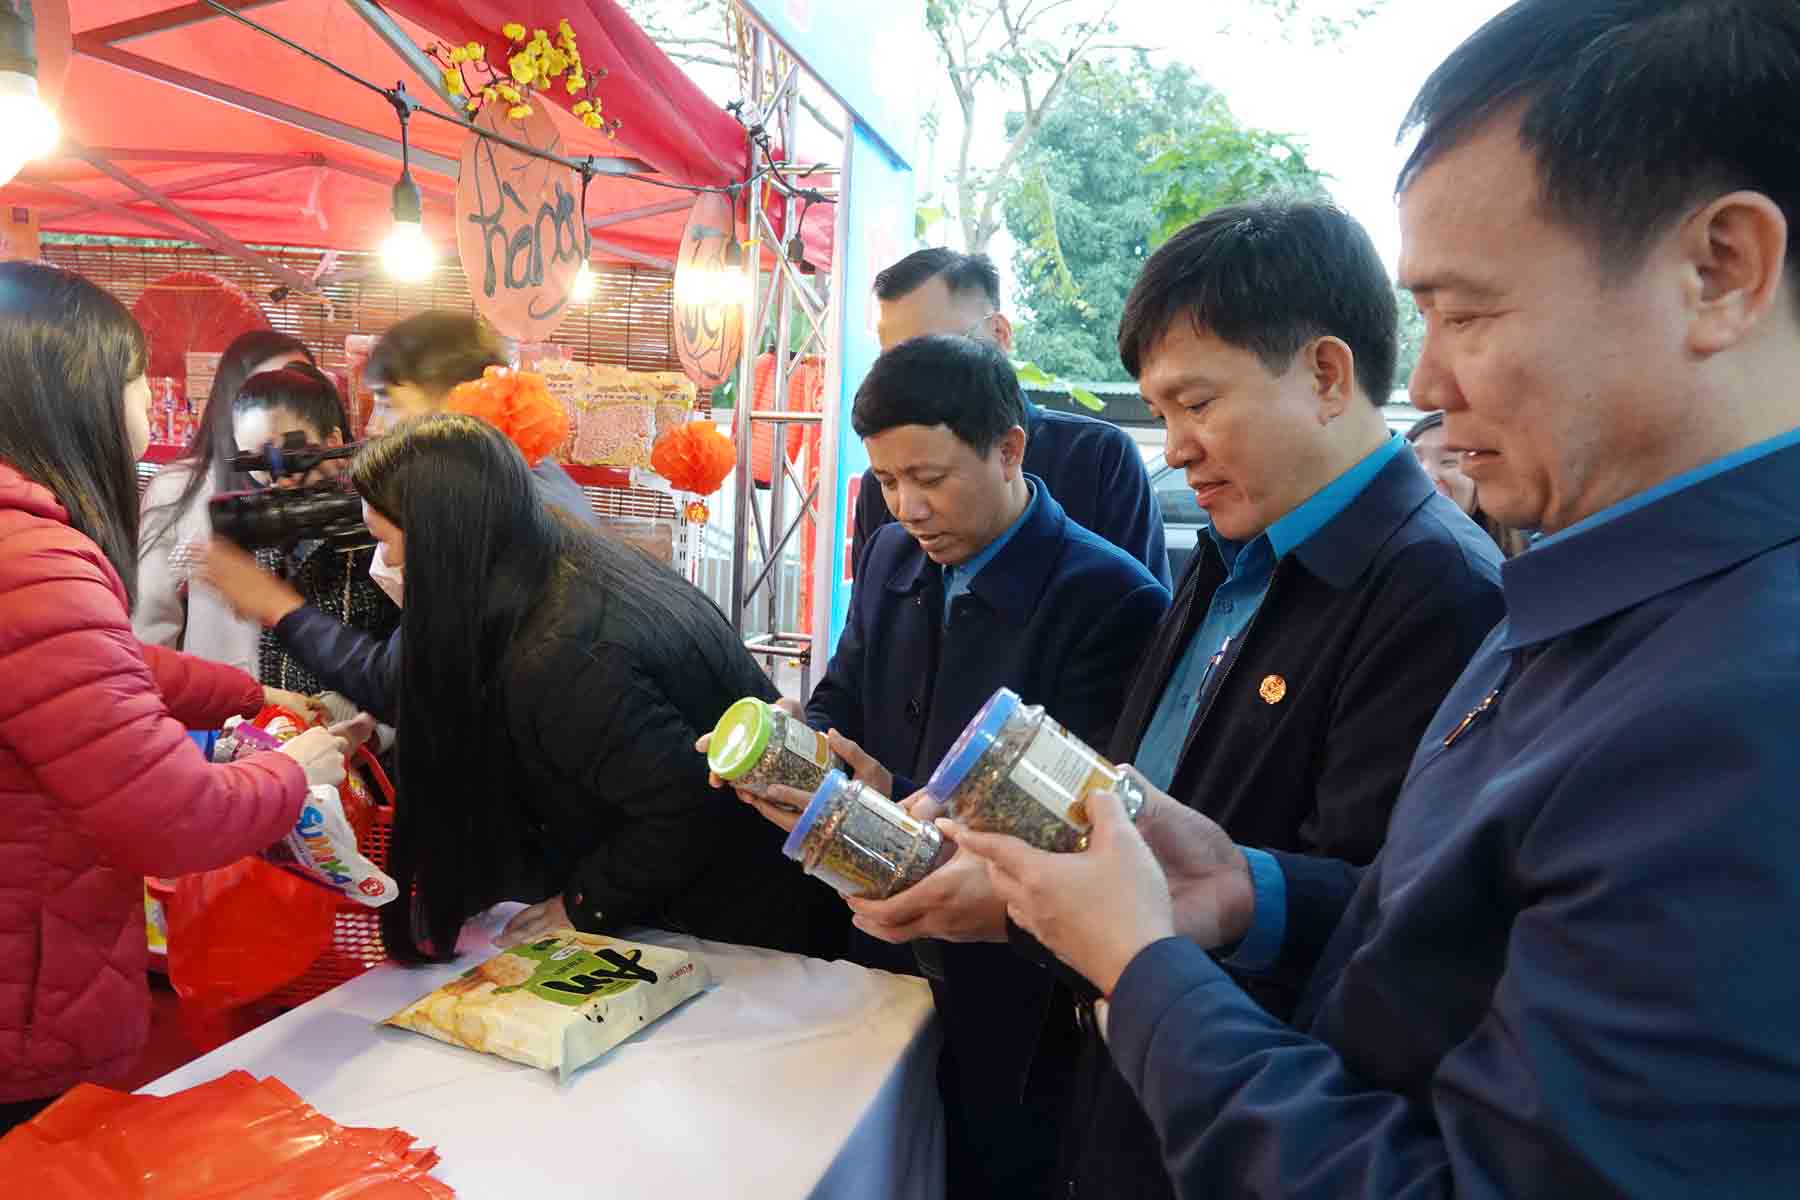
[783,771,955,899]
[708,697,840,795]
[925,687,1144,852]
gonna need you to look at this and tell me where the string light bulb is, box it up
[382,171,433,282]
[0,1,60,189]
[380,82,433,283]
[571,260,595,301]
[569,156,595,303]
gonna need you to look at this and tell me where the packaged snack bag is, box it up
[262,785,398,908]
[384,931,712,1080]
[215,707,396,906]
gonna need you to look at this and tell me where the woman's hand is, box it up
[196,537,304,627]
[328,712,380,755]
[263,686,330,724]
[493,896,573,948]
[277,726,349,790]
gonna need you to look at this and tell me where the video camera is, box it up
[209,432,369,551]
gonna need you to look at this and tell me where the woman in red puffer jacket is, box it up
[0,262,349,1131]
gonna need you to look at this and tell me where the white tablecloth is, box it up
[143,905,945,1199]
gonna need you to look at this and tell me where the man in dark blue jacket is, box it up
[734,335,1169,1199]
[1047,198,1505,1200]
[953,3,1800,1195]
[852,248,1171,587]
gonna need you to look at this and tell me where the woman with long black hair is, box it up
[135,330,315,673]
[348,413,843,962]
[0,262,344,1128]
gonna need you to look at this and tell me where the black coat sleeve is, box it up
[508,638,733,933]
[1094,429,1172,590]
[271,605,402,723]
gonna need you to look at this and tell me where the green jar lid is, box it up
[708,697,774,781]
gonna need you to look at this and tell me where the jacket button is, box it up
[906,699,922,721]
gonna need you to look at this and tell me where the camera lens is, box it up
[209,484,366,550]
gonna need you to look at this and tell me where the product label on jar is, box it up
[1009,722,1118,829]
[784,718,831,769]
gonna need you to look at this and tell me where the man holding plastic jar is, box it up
[713,332,1169,1200]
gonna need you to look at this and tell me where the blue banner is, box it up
[824,121,915,650]
[741,0,925,167]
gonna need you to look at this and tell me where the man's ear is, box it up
[991,312,1015,354]
[1681,189,1790,357]
[1308,336,1358,424]
[998,424,1027,473]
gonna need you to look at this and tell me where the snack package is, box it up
[384,931,712,1081]
[262,785,398,908]
[215,708,396,906]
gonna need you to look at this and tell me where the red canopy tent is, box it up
[1,0,832,288]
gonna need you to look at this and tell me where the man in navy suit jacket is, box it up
[952,2,1800,1195]
[729,335,1169,1199]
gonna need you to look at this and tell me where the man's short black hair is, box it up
[852,335,1024,457]
[874,248,1002,310]
[365,311,508,399]
[1118,199,1398,404]
[1400,0,1800,311]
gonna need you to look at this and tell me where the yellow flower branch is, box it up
[426,17,621,135]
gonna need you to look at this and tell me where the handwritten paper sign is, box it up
[672,193,745,390]
[455,106,585,343]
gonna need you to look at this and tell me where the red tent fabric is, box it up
[0,0,833,270]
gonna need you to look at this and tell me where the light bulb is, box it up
[381,218,434,283]
[0,71,59,189]
[570,260,594,302]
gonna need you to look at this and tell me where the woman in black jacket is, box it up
[350,413,843,962]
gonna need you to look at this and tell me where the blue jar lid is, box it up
[925,687,1021,806]
[784,769,852,863]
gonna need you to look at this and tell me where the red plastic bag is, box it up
[165,857,336,1049]
[0,1071,454,1197]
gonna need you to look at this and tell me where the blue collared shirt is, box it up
[942,481,1037,626]
[1134,435,1408,791]
[1230,424,1800,972]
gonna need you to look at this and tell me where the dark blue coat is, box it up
[851,403,1172,588]
[809,476,1170,1197]
[1106,439,1800,1198]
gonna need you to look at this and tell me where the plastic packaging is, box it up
[926,687,1145,852]
[385,931,713,1081]
[0,1071,454,1197]
[707,697,841,795]
[783,771,954,898]
[215,707,396,906]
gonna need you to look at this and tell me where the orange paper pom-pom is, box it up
[444,365,570,467]
[651,421,736,496]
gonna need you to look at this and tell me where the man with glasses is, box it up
[854,249,1171,587]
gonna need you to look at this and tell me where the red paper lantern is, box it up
[651,421,736,496]
[747,351,823,489]
[444,367,570,468]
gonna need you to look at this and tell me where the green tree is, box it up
[1004,59,1326,382]
[1145,108,1328,245]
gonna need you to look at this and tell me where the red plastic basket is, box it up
[147,745,396,1008]
[266,747,395,1006]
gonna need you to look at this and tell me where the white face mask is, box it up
[368,542,404,608]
